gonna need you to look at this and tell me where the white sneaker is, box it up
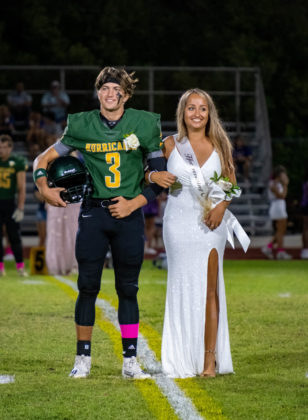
[145,247,157,255]
[122,356,151,379]
[276,250,292,260]
[69,355,91,378]
[17,268,28,277]
[261,245,274,259]
[300,249,308,259]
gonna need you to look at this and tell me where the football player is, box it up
[0,134,28,276]
[33,67,175,379]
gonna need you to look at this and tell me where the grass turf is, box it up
[0,259,307,419]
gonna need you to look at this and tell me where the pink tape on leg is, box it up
[120,323,139,338]
[16,262,24,270]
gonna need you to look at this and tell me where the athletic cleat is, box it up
[122,356,151,379]
[300,249,308,260]
[17,268,28,277]
[69,355,91,378]
[276,250,292,260]
[261,245,274,259]
[144,247,157,255]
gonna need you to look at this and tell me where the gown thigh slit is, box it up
[203,249,219,367]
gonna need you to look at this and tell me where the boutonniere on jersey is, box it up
[123,134,140,151]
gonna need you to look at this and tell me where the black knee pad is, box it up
[75,288,99,326]
[117,282,139,298]
[79,287,99,298]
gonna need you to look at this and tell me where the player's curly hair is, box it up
[95,67,138,98]
[176,88,234,177]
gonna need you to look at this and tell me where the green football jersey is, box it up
[0,154,28,200]
[60,108,162,198]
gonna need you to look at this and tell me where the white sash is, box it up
[175,136,209,198]
[175,136,250,252]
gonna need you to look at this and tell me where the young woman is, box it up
[150,88,249,378]
[261,165,292,260]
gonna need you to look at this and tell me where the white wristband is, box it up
[148,170,157,183]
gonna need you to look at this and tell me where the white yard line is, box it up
[55,275,204,420]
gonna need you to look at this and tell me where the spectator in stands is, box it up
[28,143,42,167]
[28,111,44,131]
[0,105,15,136]
[300,169,308,259]
[41,80,70,124]
[26,127,49,152]
[261,165,292,260]
[0,134,28,276]
[7,82,32,131]
[42,111,63,137]
[232,135,252,181]
[143,198,159,255]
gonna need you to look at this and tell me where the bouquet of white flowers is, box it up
[200,171,241,218]
[210,171,241,198]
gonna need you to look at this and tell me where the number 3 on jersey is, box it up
[105,152,121,188]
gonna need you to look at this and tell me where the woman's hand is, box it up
[204,201,227,230]
[150,171,177,188]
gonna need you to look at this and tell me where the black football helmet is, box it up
[47,156,92,203]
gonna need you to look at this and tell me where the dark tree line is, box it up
[1,0,307,136]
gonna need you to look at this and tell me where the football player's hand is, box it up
[109,196,133,218]
[150,171,177,188]
[40,186,67,207]
[12,208,24,222]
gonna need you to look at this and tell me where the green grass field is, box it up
[0,259,307,419]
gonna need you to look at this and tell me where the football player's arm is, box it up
[144,138,177,188]
[33,142,72,207]
[141,151,175,202]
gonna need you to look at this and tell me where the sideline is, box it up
[54,275,204,420]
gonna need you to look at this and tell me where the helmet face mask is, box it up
[47,156,92,204]
[59,184,87,203]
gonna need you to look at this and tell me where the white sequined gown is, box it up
[161,145,234,378]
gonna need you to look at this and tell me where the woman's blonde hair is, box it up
[176,88,234,176]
